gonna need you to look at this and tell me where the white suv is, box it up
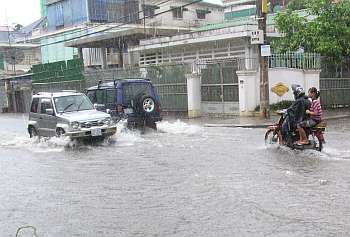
[28,91,117,139]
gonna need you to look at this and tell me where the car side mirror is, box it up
[46,108,54,116]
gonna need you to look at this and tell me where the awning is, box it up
[170,6,189,11]
[196,9,212,14]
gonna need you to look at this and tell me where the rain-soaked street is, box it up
[1,114,350,237]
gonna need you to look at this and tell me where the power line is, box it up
[37,0,203,48]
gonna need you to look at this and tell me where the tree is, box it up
[14,24,23,31]
[286,0,307,11]
[273,0,350,62]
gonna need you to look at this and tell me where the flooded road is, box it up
[1,114,350,236]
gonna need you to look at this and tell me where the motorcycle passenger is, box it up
[280,85,311,144]
[296,87,323,145]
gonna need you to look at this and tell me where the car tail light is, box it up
[117,105,123,113]
[157,104,161,112]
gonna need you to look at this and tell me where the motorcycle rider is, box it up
[296,87,323,145]
[280,84,311,144]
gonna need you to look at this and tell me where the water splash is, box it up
[157,120,202,135]
[0,134,72,153]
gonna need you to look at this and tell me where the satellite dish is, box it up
[3,47,25,65]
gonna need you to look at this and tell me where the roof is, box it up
[0,73,33,81]
[203,0,224,6]
[20,17,46,35]
[64,24,190,48]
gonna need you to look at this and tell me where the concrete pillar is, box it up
[78,47,83,59]
[237,70,259,116]
[101,47,108,69]
[4,80,14,112]
[304,69,321,91]
[186,73,202,118]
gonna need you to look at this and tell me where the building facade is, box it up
[39,0,224,67]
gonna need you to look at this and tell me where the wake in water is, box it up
[0,119,203,152]
[0,133,74,153]
[157,120,202,135]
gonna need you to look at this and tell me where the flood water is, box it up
[1,114,350,237]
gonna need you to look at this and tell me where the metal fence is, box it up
[320,78,350,108]
[320,57,350,78]
[32,80,86,93]
[268,53,321,70]
[84,64,190,112]
[0,82,6,112]
[197,61,239,103]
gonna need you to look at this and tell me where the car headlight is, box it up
[71,121,80,129]
[103,118,112,125]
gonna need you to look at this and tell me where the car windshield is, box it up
[54,95,94,113]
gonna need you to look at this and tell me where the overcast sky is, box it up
[0,0,41,27]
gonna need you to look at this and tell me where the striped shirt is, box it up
[310,99,322,121]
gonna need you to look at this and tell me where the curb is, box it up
[204,114,350,128]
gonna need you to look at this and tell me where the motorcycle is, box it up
[265,110,326,151]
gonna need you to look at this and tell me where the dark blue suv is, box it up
[86,79,162,130]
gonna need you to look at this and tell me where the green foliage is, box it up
[14,24,23,31]
[287,0,308,11]
[255,100,294,112]
[273,0,350,62]
[270,100,294,111]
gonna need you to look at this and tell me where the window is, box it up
[196,9,211,20]
[55,2,64,28]
[142,4,156,18]
[40,99,53,114]
[123,83,153,106]
[197,12,206,19]
[106,89,116,104]
[96,90,106,104]
[30,98,39,113]
[54,95,93,113]
[172,7,183,19]
[86,90,96,104]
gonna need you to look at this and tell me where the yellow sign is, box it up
[262,0,268,14]
[271,83,289,97]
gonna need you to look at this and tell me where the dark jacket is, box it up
[287,95,311,124]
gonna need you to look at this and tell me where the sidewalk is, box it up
[202,109,350,128]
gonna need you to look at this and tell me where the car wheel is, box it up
[56,128,65,137]
[28,126,38,138]
[140,96,156,114]
[146,121,157,130]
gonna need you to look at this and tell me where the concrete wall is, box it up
[202,102,240,115]
[41,31,79,63]
[237,68,321,116]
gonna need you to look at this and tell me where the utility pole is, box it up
[257,0,270,119]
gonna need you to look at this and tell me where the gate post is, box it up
[186,73,201,118]
[236,70,259,116]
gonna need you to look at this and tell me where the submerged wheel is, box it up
[146,121,157,130]
[56,128,65,137]
[28,126,38,138]
[264,129,280,146]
